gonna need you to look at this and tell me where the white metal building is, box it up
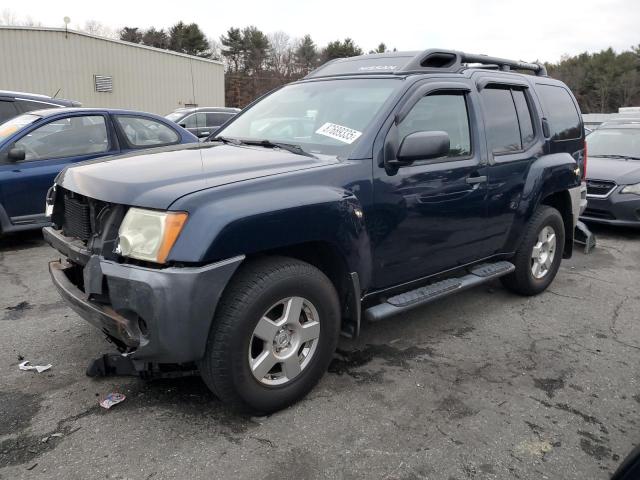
[0,26,225,115]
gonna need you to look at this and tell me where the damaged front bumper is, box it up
[45,227,244,365]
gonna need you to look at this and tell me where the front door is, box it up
[370,82,490,289]
[0,114,115,223]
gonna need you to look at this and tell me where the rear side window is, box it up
[398,93,471,157]
[536,84,581,141]
[512,90,535,146]
[481,88,521,154]
[115,116,180,147]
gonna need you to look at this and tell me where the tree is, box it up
[268,31,294,76]
[369,42,387,54]
[221,27,244,72]
[120,26,142,43]
[295,35,318,73]
[321,38,363,61]
[242,26,270,73]
[168,22,210,57]
[142,27,169,49]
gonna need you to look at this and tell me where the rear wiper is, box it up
[590,154,640,160]
[237,139,317,159]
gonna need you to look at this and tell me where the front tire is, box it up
[501,206,565,296]
[199,256,340,413]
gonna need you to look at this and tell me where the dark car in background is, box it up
[0,108,197,235]
[166,107,240,138]
[0,90,81,124]
[581,120,640,227]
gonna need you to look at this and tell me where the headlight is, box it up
[116,208,188,264]
[620,183,640,195]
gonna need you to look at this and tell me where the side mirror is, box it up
[8,147,26,162]
[394,131,450,166]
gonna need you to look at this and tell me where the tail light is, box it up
[582,140,588,180]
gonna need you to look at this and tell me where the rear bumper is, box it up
[47,234,244,363]
[580,189,640,227]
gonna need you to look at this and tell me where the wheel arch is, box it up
[540,189,573,258]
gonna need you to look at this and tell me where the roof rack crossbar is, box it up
[398,49,547,76]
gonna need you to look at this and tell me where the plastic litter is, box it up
[99,393,126,409]
[18,361,52,373]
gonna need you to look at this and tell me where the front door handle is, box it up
[466,175,487,184]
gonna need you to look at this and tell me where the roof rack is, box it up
[398,49,547,76]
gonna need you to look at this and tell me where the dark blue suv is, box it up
[0,108,197,234]
[44,50,586,413]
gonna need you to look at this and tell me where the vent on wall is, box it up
[94,75,113,93]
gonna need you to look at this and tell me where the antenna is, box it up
[63,16,70,39]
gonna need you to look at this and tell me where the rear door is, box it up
[371,79,490,289]
[476,75,544,254]
[0,113,116,223]
[205,112,235,137]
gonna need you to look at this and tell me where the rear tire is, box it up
[199,256,340,413]
[501,206,565,296]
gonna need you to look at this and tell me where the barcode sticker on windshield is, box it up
[316,122,362,144]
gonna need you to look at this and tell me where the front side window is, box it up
[398,93,471,158]
[0,100,19,124]
[14,115,109,161]
[115,116,179,147]
[218,78,401,156]
[481,87,521,154]
[183,112,207,129]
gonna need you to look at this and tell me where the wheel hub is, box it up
[248,296,321,386]
[531,225,557,279]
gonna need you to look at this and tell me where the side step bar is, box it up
[364,261,515,322]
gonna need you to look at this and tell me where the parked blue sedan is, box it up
[0,108,198,234]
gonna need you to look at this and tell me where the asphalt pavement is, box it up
[0,225,638,479]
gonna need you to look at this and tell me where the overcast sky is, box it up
[4,0,639,62]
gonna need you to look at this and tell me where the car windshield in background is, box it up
[217,78,401,156]
[0,113,40,141]
[587,128,640,159]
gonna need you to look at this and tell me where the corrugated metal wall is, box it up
[0,27,225,115]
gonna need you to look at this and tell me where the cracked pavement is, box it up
[0,225,638,479]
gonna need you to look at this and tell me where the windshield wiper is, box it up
[236,139,317,159]
[590,154,640,160]
[211,135,241,145]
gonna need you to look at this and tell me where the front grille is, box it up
[62,196,92,241]
[584,207,616,220]
[586,179,616,197]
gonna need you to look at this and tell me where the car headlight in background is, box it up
[116,208,188,264]
[620,183,640,195]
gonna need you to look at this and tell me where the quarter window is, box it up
[536,84,581,141]
[14,115,109,161]
[398,93,471,158]
[115,116,179,147]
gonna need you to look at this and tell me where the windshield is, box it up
[217,78,401,156]
[587,128,640,159]
[0,114,40,141]
[165,112,187,122]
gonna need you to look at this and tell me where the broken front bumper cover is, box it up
[47,232,244,364]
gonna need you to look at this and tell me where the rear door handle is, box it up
[466,175,487,184]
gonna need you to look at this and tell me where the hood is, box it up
[57,143,337,209]
[587,156,640,184]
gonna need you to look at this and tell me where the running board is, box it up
[364,261,515,322]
